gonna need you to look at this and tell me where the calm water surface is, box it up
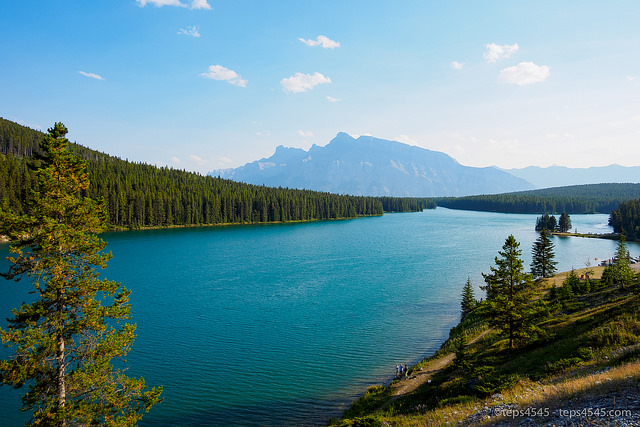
[0,208,635,426]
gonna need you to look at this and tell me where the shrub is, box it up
[589,325,637,348]
[474,374,520,395]
[545,357,583,374]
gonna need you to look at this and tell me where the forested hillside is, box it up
[609,199,640,241]
[435,183,640,214]
[0,118,431,229]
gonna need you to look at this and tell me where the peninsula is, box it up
[334,264,640,426]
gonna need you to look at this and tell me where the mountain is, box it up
[504,165,640,188]
[210,133,534,197]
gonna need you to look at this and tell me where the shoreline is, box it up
[103,214,382,232]
[0,214,387,242]
[336,264,638,424]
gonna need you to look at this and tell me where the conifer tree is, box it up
[558,212,572,233]
[530,230,558,279]
[535,213,557,232]
[481,235,546,349]
[460,277,476,319]
[562,269,580,296]
[0,123,162,426]
[602,233,635,289]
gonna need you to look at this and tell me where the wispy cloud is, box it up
[484,43,519,63]
[298,130,314,137]
[136,0,211,10]
[545,133,575,140]
[178,25,200,37]
[498,61,550,85]
[326,96,341,103]
[189,0,211,9]
[201,65,247,87]
[190,154,207,165]
[216,157,233,168]
[298,35,340,49]
[281,72,331,93]
[451,61,464,70]
[171,156,181,163]
[78,71,105,80]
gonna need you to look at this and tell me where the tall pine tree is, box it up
[460,277,476,319]
[0,123,162,426]
[558,212,572,233]
[530,230,558,279]
[481,235,547,349]
[602,233,635,289]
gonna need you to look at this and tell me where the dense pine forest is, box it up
[0,118,433,229]
[435,183,640,215]
[609,199,640,241]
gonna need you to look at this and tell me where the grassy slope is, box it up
[334,267,640,426]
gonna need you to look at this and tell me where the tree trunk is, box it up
[57,288,66,422]
[57,333,66,418]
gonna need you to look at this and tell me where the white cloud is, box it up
[483,43,519,63]
[178,25,200,37]
[78,71,105,80]
[136,0,211,9]
[281,72,331,93]
[215,157,234,168]
[326,96,341,103]
[137,0,182,6]
[189,0,211,9]
[298,130,314,137]
[171,156,181,163]
[545,133,575,140]
[451,61,464,70]
[298,35,340,49]
[201,65,247,87]
[498,62,550,85]
[190,154,207,165]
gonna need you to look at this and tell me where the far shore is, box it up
[0,214,385,243]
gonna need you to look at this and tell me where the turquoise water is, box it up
[0,208,633,426]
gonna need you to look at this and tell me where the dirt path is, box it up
[380,329,491,410]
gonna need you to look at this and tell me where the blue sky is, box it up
[2,1,639,174]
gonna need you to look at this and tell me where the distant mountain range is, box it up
[211,133,640,197]
[503,165,640,189]
[210,133,534,197]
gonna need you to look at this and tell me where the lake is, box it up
[0,208,635,426]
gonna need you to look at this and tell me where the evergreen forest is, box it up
[0,118,434,229]
[435,183,640,215]
[609,198,640,241]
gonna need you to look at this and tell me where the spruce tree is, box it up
[602,233,635,289]
[0,123,162,426]
[558,212,572,233]
[481,235,546,349]
[530,230,558,279]
[460,277,476,319]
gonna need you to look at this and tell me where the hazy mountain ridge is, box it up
[211,133,534,197]
[504,165,640,188]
